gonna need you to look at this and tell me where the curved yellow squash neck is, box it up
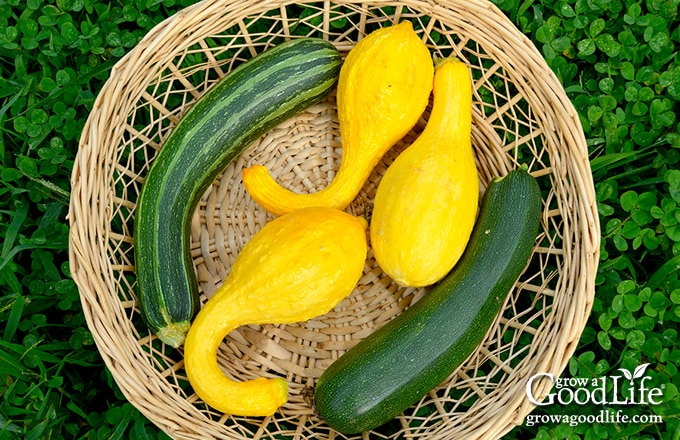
[183,283,288,417]
[242,21,434,216]
[183,207,368,416]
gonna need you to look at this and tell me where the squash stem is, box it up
[157,321,191,348]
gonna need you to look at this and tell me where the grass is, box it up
[0,0,679,438]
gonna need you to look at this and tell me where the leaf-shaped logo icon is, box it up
[618,363,650,383]
[618,368,633,381]
[633,363,650,379]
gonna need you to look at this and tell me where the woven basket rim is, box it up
[68,1,600,439]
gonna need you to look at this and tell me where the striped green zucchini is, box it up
[134,38,342,348]
[314,166,542,433]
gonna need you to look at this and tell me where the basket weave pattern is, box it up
[69,1,600,439]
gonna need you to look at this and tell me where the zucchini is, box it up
[313,166,542,434]
[134,38,342,348]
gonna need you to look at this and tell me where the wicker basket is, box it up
[68,1,600,439]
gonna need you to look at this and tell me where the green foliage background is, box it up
[0,0,678,438]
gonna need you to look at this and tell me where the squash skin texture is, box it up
[183,207,367,416]
[370,58,478,287]
[242,21,434,216]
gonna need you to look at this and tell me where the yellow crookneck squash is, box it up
[242,21,434,216]
[183,207,368,416]
[370,58,479,288]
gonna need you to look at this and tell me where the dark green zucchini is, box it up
[313,166,542,434]
[134,38,342,348]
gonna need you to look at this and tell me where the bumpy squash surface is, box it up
[183,207,367,416]
[242,21,434,216]
[370,58,478,287]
